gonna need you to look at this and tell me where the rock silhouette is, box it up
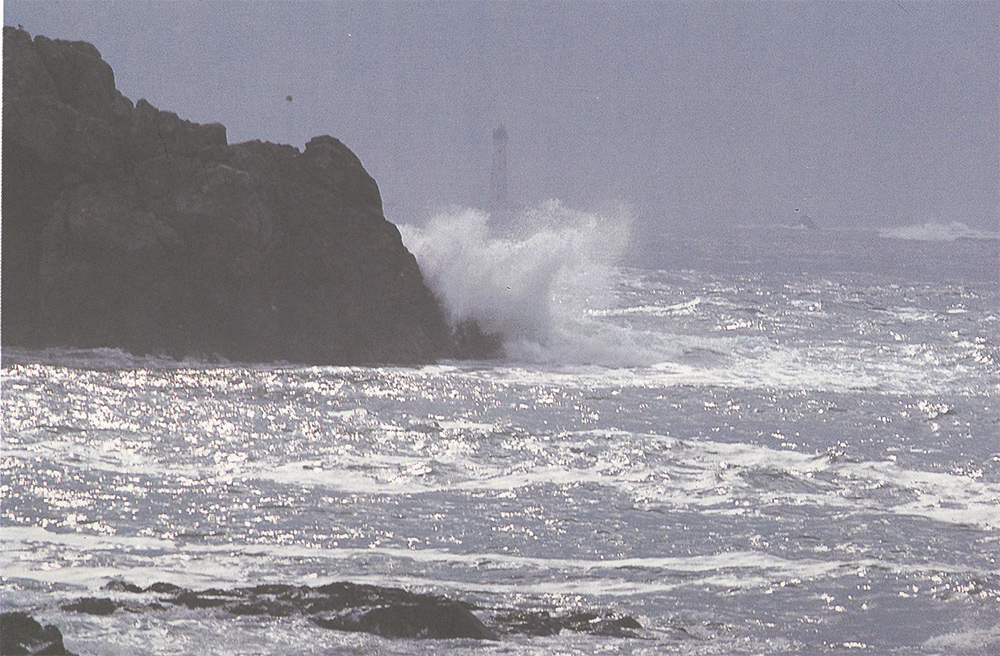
[0,612,77,655]
[3,27,461,364]
[91,580,640,641]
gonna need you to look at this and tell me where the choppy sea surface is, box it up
[3,210,999,655]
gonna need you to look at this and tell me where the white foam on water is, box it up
[249,425,1000,531]
[2,525,177,552]
[258,455,639,498]
[400,201,653,366]
[3,438,197,480]
[0,524,844,591]
[589,297,703,318]
[474,335,976,396]
[923,624,1000,655]
[0,526,231,590]
[5,524,990,603]
[846,461,1000,530]
[879,221,1000,242]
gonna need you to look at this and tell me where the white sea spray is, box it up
[400,201,652,365]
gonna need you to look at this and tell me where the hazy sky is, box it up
[5,1,999,230]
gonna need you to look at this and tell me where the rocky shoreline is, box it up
[2,580,644,652]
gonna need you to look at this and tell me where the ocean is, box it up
[2,205,998,655]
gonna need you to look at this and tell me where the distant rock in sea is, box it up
[789,208,818,230]
[2,26,473,365]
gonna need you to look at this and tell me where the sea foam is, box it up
[399,201,651,365]
[879,221,1000,242]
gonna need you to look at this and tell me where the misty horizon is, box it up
[4,0,999,231]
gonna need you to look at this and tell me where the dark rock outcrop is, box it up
[3,27,453,364]
[492,609,644,638]
[0,612,77,655]
[61,597,118,616]
[312,602,498,640]
[450,318,504,360]
[95,579,642,642]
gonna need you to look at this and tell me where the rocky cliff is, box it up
[3,27,453,364]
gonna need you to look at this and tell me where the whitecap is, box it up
[879,221,1000,242]
[400,201,650,367]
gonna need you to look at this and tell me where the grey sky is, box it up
[5,1,998,230]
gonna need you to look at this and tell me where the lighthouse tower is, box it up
[489,124,508,211]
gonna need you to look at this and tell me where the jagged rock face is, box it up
[0,612,77,655]
[3,27,449,364]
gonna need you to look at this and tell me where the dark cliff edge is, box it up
[2,27,470,365]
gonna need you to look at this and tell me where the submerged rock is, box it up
[3,27,450,365]
[61,597,118,616]
[102,580,144,594]
[86,580,640,642]
[450,318,504,359]
[492,609,644,638]
[313,602,499,640]
[491,609,563,636]
[0,612,77,655]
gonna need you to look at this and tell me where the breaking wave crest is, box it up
[880,221,1000,242]
[399,201,649,365]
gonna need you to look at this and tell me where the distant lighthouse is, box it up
[489,124,508,211]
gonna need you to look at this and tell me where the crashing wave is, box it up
[399,201,659,365]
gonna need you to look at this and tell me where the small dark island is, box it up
[2,27,496,365]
